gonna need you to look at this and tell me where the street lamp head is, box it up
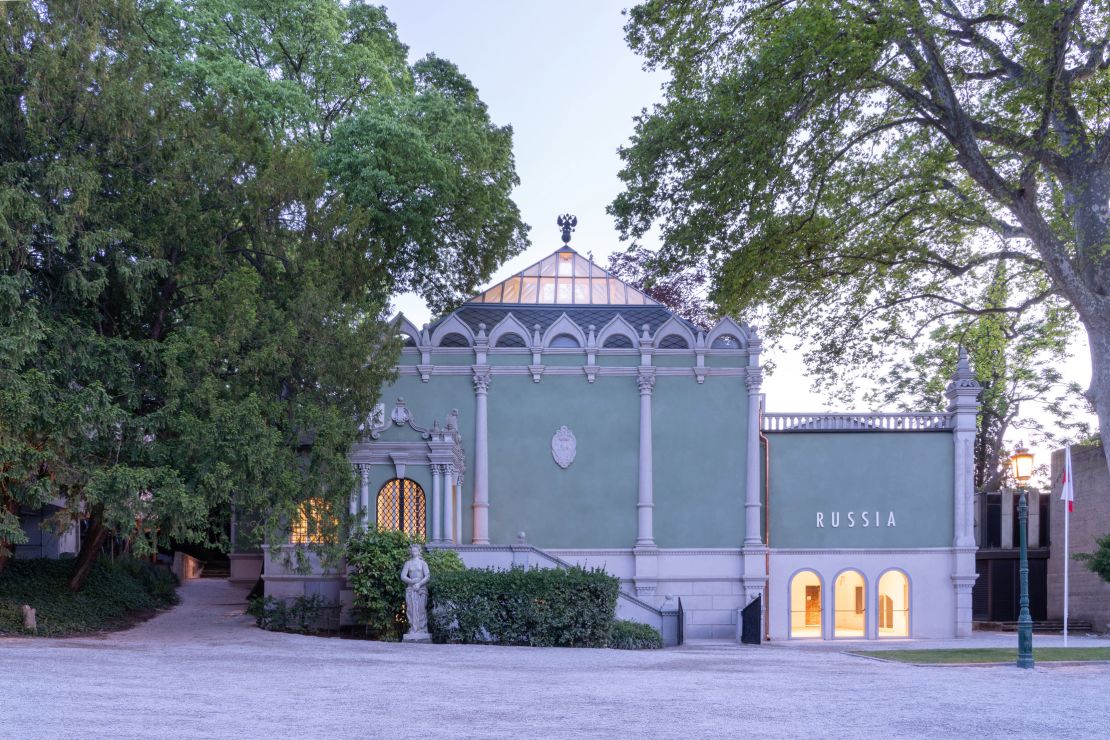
[1010,441,1034,484]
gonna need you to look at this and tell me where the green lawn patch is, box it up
[0,557,178,636]
[852,647,1110,664]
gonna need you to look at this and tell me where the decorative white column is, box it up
[431,464,443,543]
[444,465,456,544]
[636,368,656,547]
[472,368,491,544]
[358,463,371,529]
[945,348,982,637]
[739,328,768,619]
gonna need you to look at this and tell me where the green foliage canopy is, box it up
[0,0,527,577]
[612,0,1110,475]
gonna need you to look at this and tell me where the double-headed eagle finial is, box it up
[557,214,577,245]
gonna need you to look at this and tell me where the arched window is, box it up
[549,333,580,348]
[376,478,426,538]
[399,333,417,347]
[291,498,337,545]
[495,332,526,348]
[658,334,690,349]
[789,570,823,638]
[878,570,910,637]
[711,334,740,349]
[833,569,866,638]
[602,334,633,349]
[438,332,470,348]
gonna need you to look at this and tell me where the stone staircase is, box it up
[200,560,231,579]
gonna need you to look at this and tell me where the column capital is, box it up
[636,367,656,395]
[472,367,492,394]
[745,366,764,392]
[355,462,372,478]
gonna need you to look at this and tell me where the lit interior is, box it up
[290,498,337,545]
[474,249,658,305]
[834,570,866,638]
[790,570,823,638]
[878,570,910,637]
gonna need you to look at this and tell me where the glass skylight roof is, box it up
[472,247,658,306]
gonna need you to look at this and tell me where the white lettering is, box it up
[816,512,824,528]
[831,512,840,528]
[887,511,896,527]
[861,511,870,527]
[847,512,855,528]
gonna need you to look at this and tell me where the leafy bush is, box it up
[429,566,620,647]
[608,619,663,649]
[0,557,178,636]
[346,529,464,640]
[247,594,337,633]
[1075,531,1110,583]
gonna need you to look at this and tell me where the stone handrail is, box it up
[761,411,953,432]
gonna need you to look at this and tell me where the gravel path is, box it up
[1,579,1107,739]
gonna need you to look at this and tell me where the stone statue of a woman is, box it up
[400,544,432,642]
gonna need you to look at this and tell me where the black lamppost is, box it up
[1010,442,1035,669]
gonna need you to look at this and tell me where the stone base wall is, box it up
[1049,445,1110,633]
[229,552,263,586]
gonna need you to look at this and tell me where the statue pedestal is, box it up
[402,631,432,643]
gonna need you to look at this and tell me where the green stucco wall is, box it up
[767,432,954,548]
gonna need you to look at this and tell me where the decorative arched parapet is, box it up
[391,313,423,349]
[541,312,587,349]
[652,315,697,351]
[488,312,533,349]
[705,316,752,351]
[430,314,476,348]
[596,314,640,350]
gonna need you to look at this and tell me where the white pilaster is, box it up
[444,465,456,544]
[740,328,768,610]
[472,367,491,544]
[358,463,371,529]
[431,464,443,543]
[635,367,656,547]
[945,348,982,637]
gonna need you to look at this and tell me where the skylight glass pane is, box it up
[592,278,608,304]
[521,264,540,276]
[501,277,520,303]
[609,279,626,303]
[483,284,503,303]
[540,257,557,276]
[573,279,589,304]
[556,278,572,303]
[539,277,556,302]
[521,277,538,303]
[626,288,644,305]
[557,252,574,276]
[574,255,591,277]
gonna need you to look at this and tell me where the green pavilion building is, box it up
[253,237,981,642]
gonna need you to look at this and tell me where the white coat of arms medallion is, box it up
[551,426,576,469]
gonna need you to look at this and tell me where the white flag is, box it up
[1061,445,1075,512]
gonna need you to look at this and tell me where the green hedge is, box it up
[429,566,620,647]
[608,619,664,649]
[0,557,178,636]
[346,529,463,640]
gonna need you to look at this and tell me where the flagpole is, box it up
[1064,484,1069,647]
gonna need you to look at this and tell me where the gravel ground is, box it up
[1,579,1107,740]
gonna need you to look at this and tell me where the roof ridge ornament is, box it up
[557,213,577,245]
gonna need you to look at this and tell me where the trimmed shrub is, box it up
[346,529,463,640]
[608,619,664,650]
[247,594,336,633]
[0,557,178,636]
[429,566,620,647]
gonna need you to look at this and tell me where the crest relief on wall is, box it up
[551,426,576,469]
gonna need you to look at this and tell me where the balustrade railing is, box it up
[760,411,953,432]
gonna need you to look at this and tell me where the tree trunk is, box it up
[68,505,108,592]
[1084,322,1110,478]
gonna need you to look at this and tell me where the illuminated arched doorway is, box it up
[376,478,426,538]
[789,570,823,638]
[833,569,866,638]
[878,569,910,637]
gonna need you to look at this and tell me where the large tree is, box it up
[611,0,1110,476]
[0,0,527,584]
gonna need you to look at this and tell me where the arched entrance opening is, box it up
[789,570,823,638]
[834,569,866,638]
[878,570,910,637]
[376,478,427,539]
